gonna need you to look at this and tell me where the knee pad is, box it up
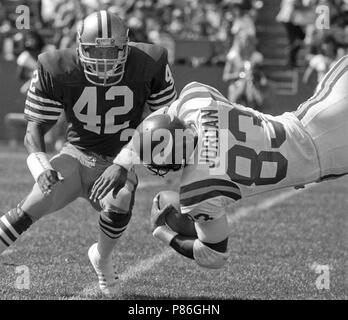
[99,210,132,239]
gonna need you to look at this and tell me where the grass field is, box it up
[0,144,347,300]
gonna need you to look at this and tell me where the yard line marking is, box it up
[72,184,316,299]
[73,249,174,299]
[227,184,315,228]
[118,250,173,281]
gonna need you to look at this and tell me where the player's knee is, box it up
[102,184,137,214]
[99,210,132,239]
[193,239,229,269]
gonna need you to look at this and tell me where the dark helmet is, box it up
[136,113,196,176]
[77,10,129,86]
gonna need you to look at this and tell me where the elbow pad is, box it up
[193,239,228,269]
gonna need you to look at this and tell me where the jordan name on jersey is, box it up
[171,82,320,220]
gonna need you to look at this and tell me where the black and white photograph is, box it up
[0,0,347,307]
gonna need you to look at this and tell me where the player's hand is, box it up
[37,169,64,196]
[89,164,128,202]
[150,194,176,232]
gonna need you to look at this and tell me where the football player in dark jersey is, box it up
[0,10,177,296]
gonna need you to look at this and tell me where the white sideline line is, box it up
[74,184,315,298]
[226,184,315,227]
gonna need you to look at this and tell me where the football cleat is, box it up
[88,243,120,296]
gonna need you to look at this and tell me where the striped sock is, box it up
[97,211,132,259]
[99,211,131,240]
[0,207,33,254]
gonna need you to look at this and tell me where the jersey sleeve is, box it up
[146,50,177,111]
[24,60,64,124]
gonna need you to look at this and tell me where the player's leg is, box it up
[87,168,138,294]
[0,152,82,255]
[295,55,348,179]
[97,169,138,258]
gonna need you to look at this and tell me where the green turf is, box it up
[0,145,347,300]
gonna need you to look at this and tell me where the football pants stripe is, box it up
[100,10,108,38]
[181,190,241,207]
[296,56,348,120]
[297,66,348,121]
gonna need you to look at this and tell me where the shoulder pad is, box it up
[38,49,84,84]
[128,42,167,62]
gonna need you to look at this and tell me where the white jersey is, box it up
[167,82,321,221]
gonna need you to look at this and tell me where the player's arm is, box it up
[150,195,229,269]
[302,65,314,84]
[223,59,241,82]
[24,62,64,194]
[144,49,177,114]
[91,106,171,202]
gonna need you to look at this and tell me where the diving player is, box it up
[113,55,348,270]
[0,10,177,295]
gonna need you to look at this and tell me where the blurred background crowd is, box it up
[0,0,263,63]
[1,0,348,96]
[0,0,348,147]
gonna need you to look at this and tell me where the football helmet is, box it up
[77,10,129,86]
[136,113,196,176]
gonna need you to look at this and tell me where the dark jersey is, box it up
[24,43,177,157]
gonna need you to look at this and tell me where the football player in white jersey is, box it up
[113,55,348,269]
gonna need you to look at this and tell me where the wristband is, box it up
[27,152,53,181]
[152,225,178,246]
[113,148,136,171]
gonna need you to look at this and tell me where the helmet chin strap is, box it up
[146,159,186,177]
